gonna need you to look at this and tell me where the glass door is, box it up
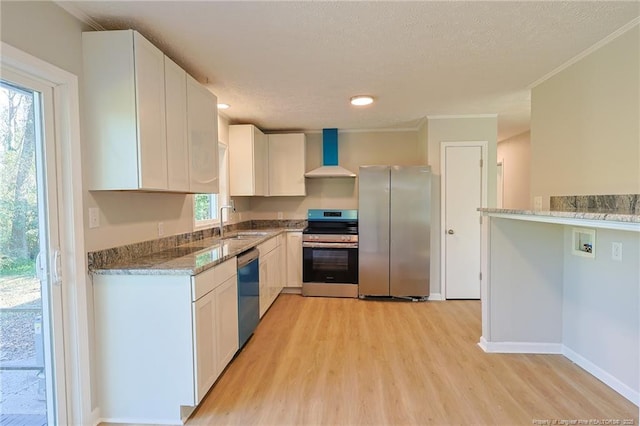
[0,70,67,425]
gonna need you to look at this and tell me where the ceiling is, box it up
[59,1,639,141]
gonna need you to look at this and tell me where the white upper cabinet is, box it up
[82,30,218,193]
[164,56,190,192]
[267,133,306,196]
[187,75,219,194]
[229,124,267,196]
[229,127,306,197]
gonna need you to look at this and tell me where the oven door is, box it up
[302,242,358,284]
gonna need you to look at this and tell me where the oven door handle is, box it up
[302,242,359,249]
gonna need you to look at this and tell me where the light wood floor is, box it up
[188,295,638,425]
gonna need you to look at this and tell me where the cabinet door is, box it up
[215,275,239,372]
[229,124,266,196]
[133,31,168,190]
[193,291,217,404]
[164,56,190,192]
[253,128,267,196]
[267,133,306,196]
[286,232,303,288]
[271,245,287,303]
[259,253,269,318]
[187,75,219,194]
[267,249,278,306]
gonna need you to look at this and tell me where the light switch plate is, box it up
[611,242,622,261]
[158,222,165,237]
[89,208,100,229]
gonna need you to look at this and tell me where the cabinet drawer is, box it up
[192,258,237,301]
[215,257,237,284]
[257,237,278,256]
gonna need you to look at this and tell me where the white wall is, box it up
[562,227,639,400]
[249,130,425,219]
[426,116,498,296]
[530,25,640,208]
[497,131,531,209]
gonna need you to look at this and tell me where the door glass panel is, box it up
[0,80,51,425]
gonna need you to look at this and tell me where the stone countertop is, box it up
[478,208,640,232]
[478,207,640,223]
[90,229,285,276]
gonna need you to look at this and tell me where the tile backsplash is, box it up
[550,194,639,214]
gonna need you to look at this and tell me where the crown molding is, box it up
[54,1,106,31]
[528,17,640,89]
[426,114,498,120]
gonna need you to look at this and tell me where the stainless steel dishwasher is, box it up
[237,248,260,349]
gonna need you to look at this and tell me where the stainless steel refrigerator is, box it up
[358,166,431,299]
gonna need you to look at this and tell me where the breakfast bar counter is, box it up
[478,207,639,406]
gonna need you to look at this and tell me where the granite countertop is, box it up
[478,207,640,223]
[91,229,286,276]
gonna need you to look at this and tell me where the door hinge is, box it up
[479,272,482,280]
[479,216,482,224]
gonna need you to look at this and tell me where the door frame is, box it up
[440,141,488,300]
[1,42,91,424]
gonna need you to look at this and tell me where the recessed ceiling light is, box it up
[217,103,230,110]
[350,95,374,106]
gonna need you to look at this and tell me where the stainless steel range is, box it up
[302,209,358,298]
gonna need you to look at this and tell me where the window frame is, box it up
[194,141,229,230]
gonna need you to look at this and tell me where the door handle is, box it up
[447,229,455,235]
[52,249,62,286]
[35,252,45,281]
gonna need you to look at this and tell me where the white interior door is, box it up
[0,69,67,425]
[442,144,483,299]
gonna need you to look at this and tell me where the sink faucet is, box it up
[219,202,236,238]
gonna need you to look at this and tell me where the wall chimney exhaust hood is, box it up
[305,128,356,178]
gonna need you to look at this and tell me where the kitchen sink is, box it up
[222,234,261,241]
[236,231,270,236]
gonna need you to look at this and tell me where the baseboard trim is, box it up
[478,336,489,351]
[478,340,639,406]
[562,345,639,406]
[97,416,181,425]
[91,408,101,426]
[480,340,563,354]
[281,287,302,295]
[428,293,444,301]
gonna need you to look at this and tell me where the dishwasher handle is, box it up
[237,248,259,268]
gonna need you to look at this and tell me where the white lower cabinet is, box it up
[193,290,218,403]
[93,258,238,425]
[286,231,303,288]
[257,234,285,317]
[215,275,239,371]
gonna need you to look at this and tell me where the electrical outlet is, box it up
[611,242,622,261]
[158,222,165,237]
[277,212,284,220]
[533,196,543,211]
[89,208,100,229]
